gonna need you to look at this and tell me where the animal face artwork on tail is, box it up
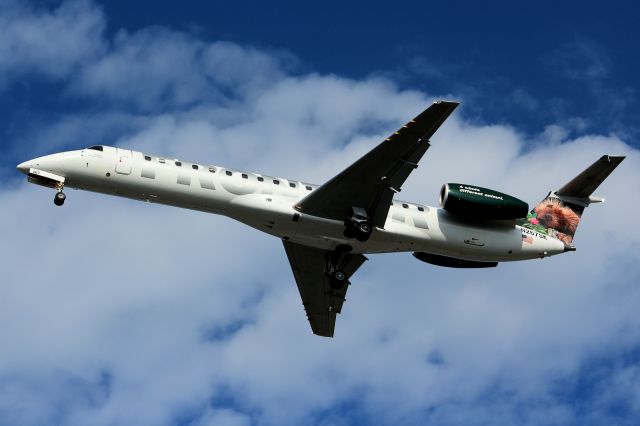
[519,197,583,244]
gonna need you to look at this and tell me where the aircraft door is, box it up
[115,148,132,175]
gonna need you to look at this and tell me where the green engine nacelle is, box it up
[440,183,529,220]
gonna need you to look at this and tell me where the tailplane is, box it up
[518,155,625,244]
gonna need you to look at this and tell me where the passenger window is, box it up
[225,170,232,176]
[289,182,296,188]
[159,158,166,164]
[208,167,216,173]
[192,164,199,170]
[305,185,312,191]
[257,177,264,182]
[402,203,409,209]
[175,161,182,166]
[144,155,151,161]
[417,206,425,212]
[273,179,280,185]
[242,173,248,179]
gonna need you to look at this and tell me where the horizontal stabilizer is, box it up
[520,154,625,245]
[556,155,625,199]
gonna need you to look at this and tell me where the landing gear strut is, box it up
[54,190,66,206]
[344,206,372,242]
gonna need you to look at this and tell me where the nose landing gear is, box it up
[54,186,66,206]
[54,191,66,206]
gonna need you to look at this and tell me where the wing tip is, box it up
[602,154,626,163]
[313,330,335,338]
[434,99,460,107]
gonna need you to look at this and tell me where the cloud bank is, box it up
[1,1,639,425]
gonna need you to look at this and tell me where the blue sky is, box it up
[3,0,639,164]
[1,1,640,425]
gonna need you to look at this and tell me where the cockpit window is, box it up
[87,145,103,151]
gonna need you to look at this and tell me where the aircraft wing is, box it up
[283,241,367,337]
[295,101,459,227]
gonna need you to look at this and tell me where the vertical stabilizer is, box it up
[518,155,625,244]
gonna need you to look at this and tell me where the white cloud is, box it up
[0,0,105,81]
[72,29,289,111]
[2,1,640,425]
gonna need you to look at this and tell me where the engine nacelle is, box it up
[440,183,529,220]
[413,252,498,268]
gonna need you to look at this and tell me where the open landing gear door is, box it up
[26,168,65,189]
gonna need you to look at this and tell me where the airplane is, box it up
[17,101,625,337]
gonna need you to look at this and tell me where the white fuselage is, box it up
[17,146,566,261]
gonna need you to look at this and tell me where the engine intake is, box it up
[440,183,528,220]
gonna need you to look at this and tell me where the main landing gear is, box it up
[343,206,373,242]
[328,268,347,290]
[327,244,352,290]
[54,187,66,206]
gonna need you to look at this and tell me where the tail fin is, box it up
[519,155,625,244]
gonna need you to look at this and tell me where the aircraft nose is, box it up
[16,161,31,174]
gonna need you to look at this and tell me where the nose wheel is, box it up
[54,191,66,206]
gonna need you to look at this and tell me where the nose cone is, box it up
[17,161,31,174]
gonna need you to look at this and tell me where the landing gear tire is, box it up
[343,227,356,239]
[355,233,368,242]
[355,222,372,242]
[345,223,372,242]
[54,191,66,206]
[358,222,372,235]
[344,207,373,242]
[329,270,347,290]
